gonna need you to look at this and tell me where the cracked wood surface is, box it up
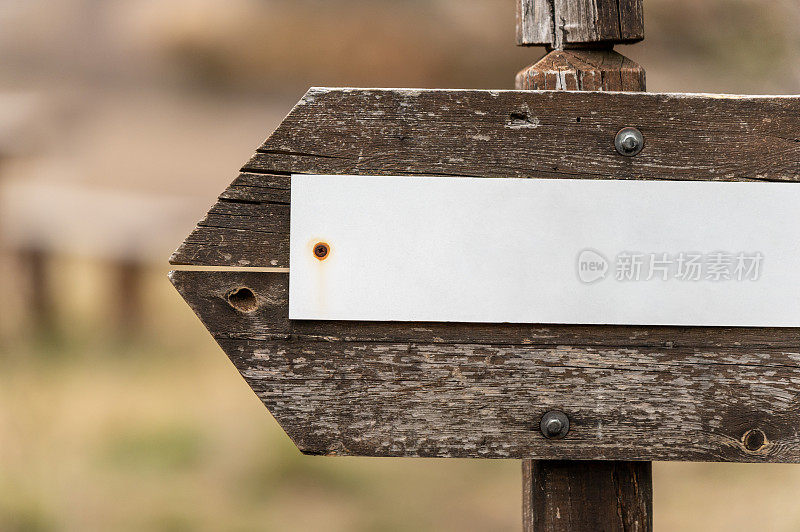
[517,0,644,48]
[171,88,800,268]
[170,270,800,462]
[515,49,645,91]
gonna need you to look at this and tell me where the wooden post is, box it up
[516,1,652,530]
[523,461,652,531]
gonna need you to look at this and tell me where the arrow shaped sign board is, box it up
[172,88,800,462]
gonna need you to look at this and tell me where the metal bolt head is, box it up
[313,242,330,260]
[545,417,563,436]
[540,411,570,439]
[615,127,645,157]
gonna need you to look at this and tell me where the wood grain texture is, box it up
[170,88,800,268]
[170,270,800,462]
[523,461,652,531]
[170,172,289,268]
[515,49,645,91]
[517,0,644,48]
[517,0,554,46]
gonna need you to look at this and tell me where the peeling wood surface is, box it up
[170,270,800,462]
[171,88,800,268]
[516,0,644,48]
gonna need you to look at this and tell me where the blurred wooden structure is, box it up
[1,175,198,336]
[0,94,53,335]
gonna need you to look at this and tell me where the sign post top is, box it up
[516,0,644,48]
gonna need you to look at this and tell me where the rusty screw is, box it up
[615,127,645,157]
[540,411,570,440]
[313,242,330,260]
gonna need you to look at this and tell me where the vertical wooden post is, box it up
[516,1,652,530]
[523,461,652,531]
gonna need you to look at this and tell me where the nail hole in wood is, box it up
[743,429,767,452]
[227,287,258,313]
[509,111,537,128]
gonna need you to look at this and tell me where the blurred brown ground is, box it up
[1,1,799,530]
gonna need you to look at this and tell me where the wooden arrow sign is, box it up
[171,88,800,462]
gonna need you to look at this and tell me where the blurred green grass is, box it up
[0,294,521,531]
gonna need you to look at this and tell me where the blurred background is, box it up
[1,0,799,530]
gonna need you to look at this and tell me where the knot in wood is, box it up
[743,429,768,453]
[227,287,259,313]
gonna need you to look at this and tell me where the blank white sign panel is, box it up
[289,174,800,327]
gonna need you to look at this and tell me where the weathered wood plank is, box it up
[218,172,291,204]
[248,90,800,184]
[171,270,800,350]
[517,0,644,48]
[171,88,800,268]
[170,270,800,462]
[170,173,289,267]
